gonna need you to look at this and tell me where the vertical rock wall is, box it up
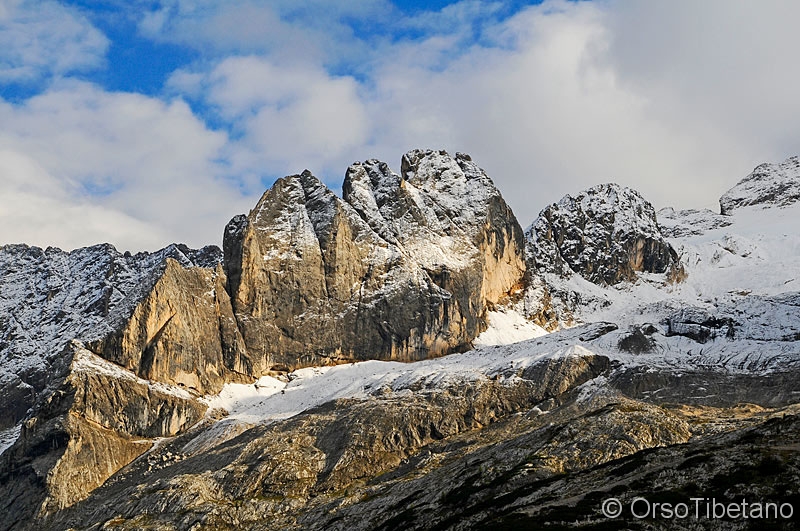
[224,150,527,372]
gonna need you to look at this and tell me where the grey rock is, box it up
[528,183,684,286]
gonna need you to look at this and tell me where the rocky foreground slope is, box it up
[1,152,799,530]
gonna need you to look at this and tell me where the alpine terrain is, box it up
[1,150,799,530]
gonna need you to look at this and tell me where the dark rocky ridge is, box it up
[523,183,685,329]
[0,342,205,526]
[528,183,684,286]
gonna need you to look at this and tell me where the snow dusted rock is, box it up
[0,243,232,432]
[0,243,237,525]
[345,150,526,307]
[528,183,684,286]
[224,150,526,372]
[666,307,735,343]
[657,207,733,238]
[87,259,250,395]
[720,155,800,214]
[666,292,800,343]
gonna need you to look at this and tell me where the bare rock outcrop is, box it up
[0,243,229,434]
[527,183,684,286]
[87,259,249,394]
[0,242,242,528]
[0,342,206,527]
[224,150,526,372]
[523,183,685,328]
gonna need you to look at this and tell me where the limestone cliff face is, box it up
[224,150,526,372]
[0,243,243,527]
[88,260,249,395]
[0,243,226,434]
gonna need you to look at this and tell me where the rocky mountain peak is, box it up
[224,150,526,372]
[719,155,800,214]
[527,183,683,286]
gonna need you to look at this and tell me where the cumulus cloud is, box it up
[0,149,163,251]
[359,0,800,225]
[0,0,108,83]
[0,81,254,251]
[2,0,800,250]
[154,0,800,229]
[138,0,393,70]
[169,56,371,185]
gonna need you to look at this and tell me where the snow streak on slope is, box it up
[202,324,601,428]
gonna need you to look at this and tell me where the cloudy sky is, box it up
[1,0,798,251]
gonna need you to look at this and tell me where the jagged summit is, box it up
[223,149,526,371]
[720,155,800,214]
[527,182,683,286]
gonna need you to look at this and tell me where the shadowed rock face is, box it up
[527,183,684,286]
[0,243,239,527]
[224,150,526,372]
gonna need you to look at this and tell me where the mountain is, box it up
[222,150,525,371]
[1,152,799,530]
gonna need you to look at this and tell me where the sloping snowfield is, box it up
[202,203,800,432]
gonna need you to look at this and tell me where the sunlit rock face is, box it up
[3,152,800,531]
[223,149,526,372]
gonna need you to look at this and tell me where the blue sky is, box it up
[1,0,799,251]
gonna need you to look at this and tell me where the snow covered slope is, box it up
[197,162,800,436]
[720,155,800,214]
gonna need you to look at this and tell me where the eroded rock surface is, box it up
[0,343,206,527]
[527,183,683,286]
[224,150,526,371]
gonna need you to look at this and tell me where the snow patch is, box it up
[71,344,194,400]
[0,424,21,456]
[474,309,548,347]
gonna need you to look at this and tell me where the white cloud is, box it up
[169,56,371,182]
[3,0,800,251]
[160,0,800,229]
[355,0,800,225]
[138,0,393,69]
[0,150,163,251]
[0,81,254,251]
[604,0,800,163]
[0,0,108,83]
